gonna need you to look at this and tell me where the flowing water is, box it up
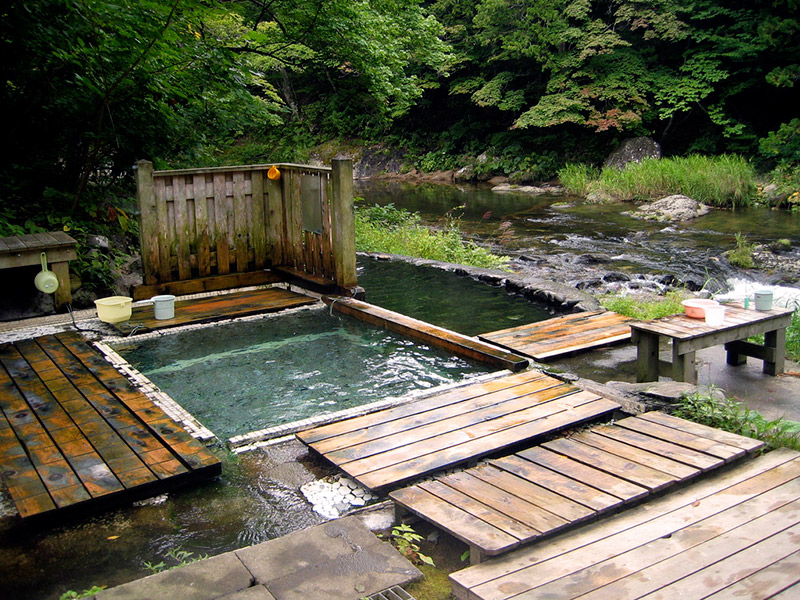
[356,180,800,291]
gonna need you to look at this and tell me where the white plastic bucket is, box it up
[151,295,176,320]
[704,305,726,326]
[754,290,773,311]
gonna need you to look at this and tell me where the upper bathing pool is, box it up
[113,257,551,443]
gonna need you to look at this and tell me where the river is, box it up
[355,180,800,301]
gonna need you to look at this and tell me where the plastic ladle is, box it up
[34,252,59,294]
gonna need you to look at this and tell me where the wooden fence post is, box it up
[135,160,160,285]
[330,159,357,290]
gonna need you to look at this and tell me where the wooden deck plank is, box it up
[561,505,800,600]
[541,437,679,492]
[116,287,318,334]
[440,470,570,534]
[297,370,547,445]
[0,333,221,519]
[614,416,753,462]
[419,480,539,541]
[570,430,700,479]
[325,381,576,464]
[589,424,722,471]
[489,455,622,512]
[637,410,765,453]
[392,412,764,566]
[479,311,635,360]
[390,484,520,555]
[355,395,619,490]
[450,449,800,600]
[307,374,557,455]
[703,550,800,600]
[298,371,621,492]
[517,446,649,501]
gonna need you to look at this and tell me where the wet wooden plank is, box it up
[118,287,318,333]
[0,333,222,519]
[480,311,636,360]
[392,412,765,563]
[298,371,548,446]
[450,449,800,599]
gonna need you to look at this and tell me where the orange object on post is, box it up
[267,165,281,180]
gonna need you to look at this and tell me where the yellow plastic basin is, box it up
[95,296,132,323]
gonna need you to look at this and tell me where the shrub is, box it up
[675,392,800,452]
[727,232,755,268]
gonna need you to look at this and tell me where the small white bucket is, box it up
[151,295,176,320]
[754,290,773,311]
[704,305,726,326]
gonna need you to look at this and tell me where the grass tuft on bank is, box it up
[559,155,758,207]
[600,290,688,320]
[675,392,800,452]
[355,202,509,270]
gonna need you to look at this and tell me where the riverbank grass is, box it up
[675,392,800,451]
[355,202,509,270]
[559,155,757,207]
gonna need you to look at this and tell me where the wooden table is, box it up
[630,303,794,383]
[0,231,77,310]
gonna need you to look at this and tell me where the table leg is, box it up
[763,328,786,376]
[672,342,697,384]
[635,331,659,382]
[726,343,748,366]
[50,261,72,311]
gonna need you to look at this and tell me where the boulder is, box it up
[626,195,710,222]
[603,137,661,170]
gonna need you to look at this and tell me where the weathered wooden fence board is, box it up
[136,160,356,294]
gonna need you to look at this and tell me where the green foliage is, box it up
[759,119,800,167]
[355,202,509,270]
[561,155,757,207]
[59,587,106,600]
[728,233,755,269]
[600,290,688,321]
[143,546,209,575]
[675,392,800,452]
[389,524,435,567]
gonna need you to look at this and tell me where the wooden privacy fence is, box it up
[135,159,356,299]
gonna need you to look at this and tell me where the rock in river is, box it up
[624,195,710,222]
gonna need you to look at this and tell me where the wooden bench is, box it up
[630,303,794,383]
[0,231,77,310]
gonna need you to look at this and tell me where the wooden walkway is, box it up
[115,286,318,334]
[390,411,764,563]
[479,310,636,360]
[296,370,620,492]
[450,447,800,600]
[0,331,221,520]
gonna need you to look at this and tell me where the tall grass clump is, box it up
[562,155,758,207]
[558,164,600,196]
[675,392,800,451]
[785,303,800,362]
[355,202,509,270]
